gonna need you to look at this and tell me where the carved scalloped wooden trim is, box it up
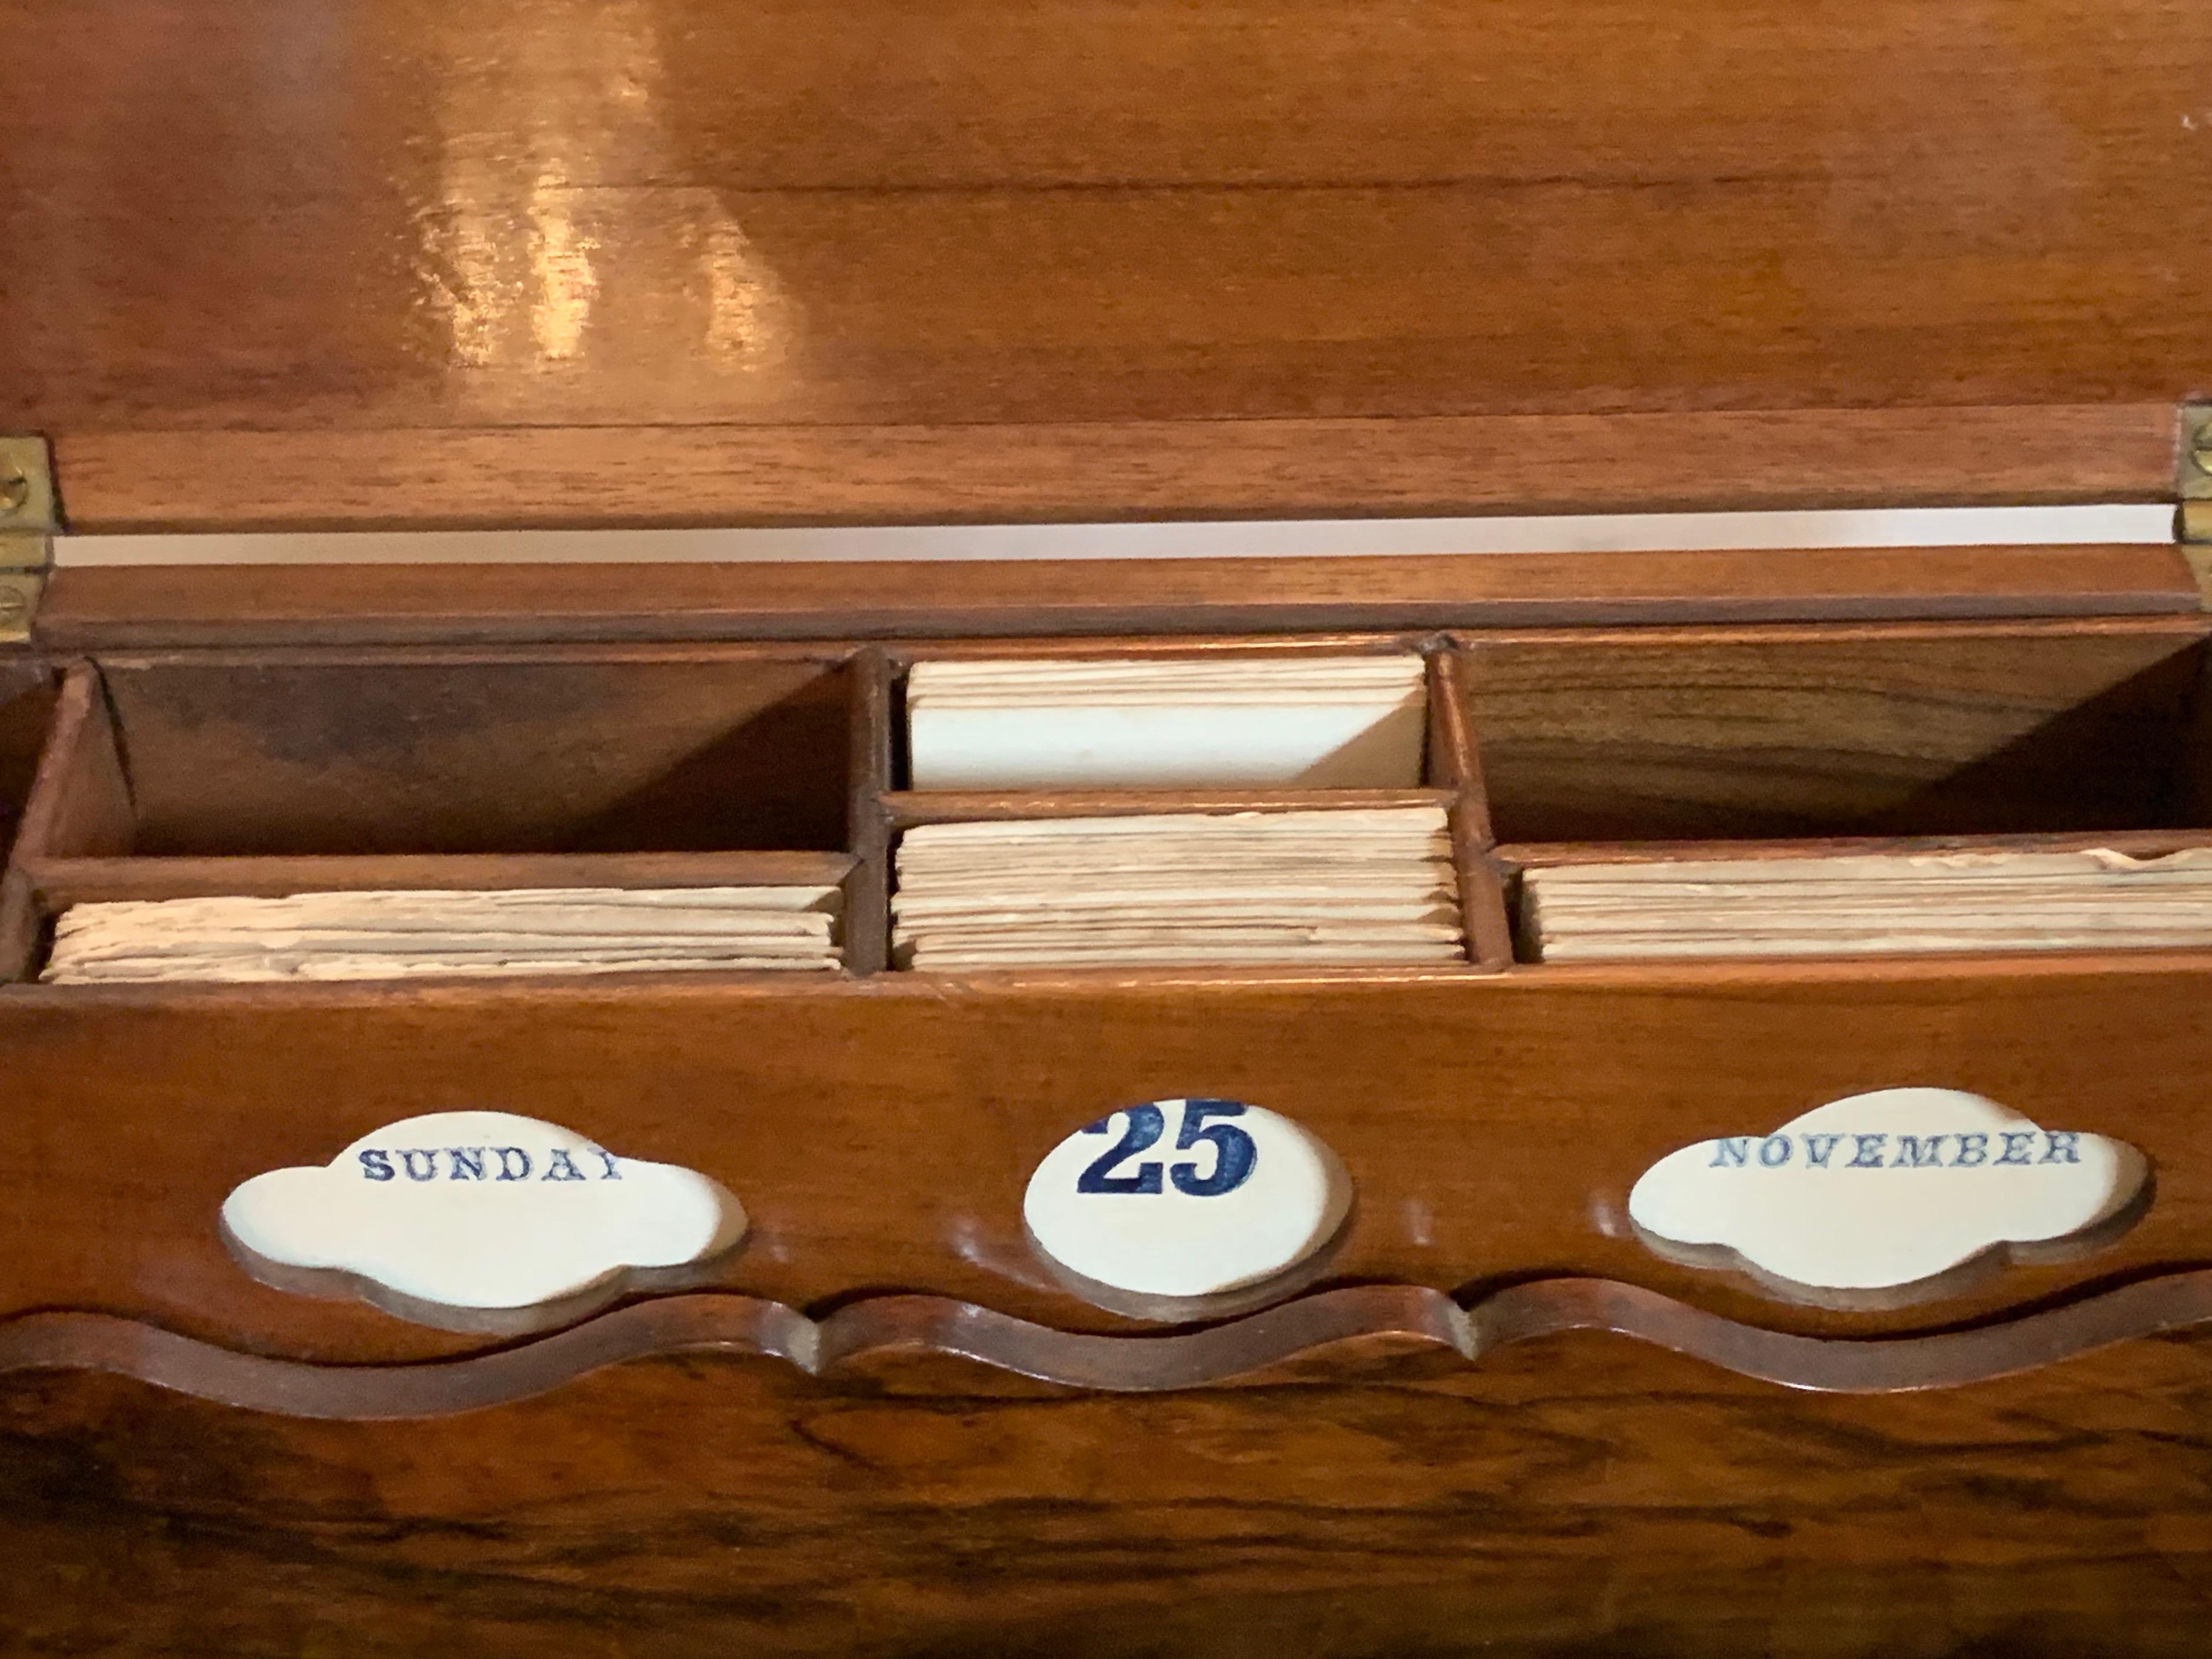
[6,1275,2212,1420]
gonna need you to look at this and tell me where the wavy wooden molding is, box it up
[4,1275,2211,1421]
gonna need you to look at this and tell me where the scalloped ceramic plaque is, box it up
[1024,1097,1353,1317]
[1628,1087,2149,1306]
[221,1111,748,1333]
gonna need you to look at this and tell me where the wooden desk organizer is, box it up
[2,552,2211,1650]
[11,0,2212,1642]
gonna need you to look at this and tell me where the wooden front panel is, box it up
[0,961,2206,1361]
[7,1333,2212,1655]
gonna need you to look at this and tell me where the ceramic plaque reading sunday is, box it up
[221,1110,748,1333]
[1024,1097,1352,1316]
[1628,1087,2149,1306]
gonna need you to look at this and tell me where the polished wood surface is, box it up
[9,1325,2212,1654]
[2,954,2211,1363]
[9,609,2212,1650]
[50,406,2186,532]
[2,619,2207,1367]
[0,662,58,863]
[77,651,856,857]
[1459,617,2212,841]
[8,0,2208,527]
[32,545,2206,650]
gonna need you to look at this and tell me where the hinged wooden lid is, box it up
[6,3,2208,536]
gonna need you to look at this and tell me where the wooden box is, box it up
[5,2,2212,1652]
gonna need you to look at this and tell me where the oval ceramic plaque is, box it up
[221,1111,748,1333]
[1628,1087,2149,1306]
[1024,1097,1352,1316]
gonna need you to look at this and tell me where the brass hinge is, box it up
[0,435,56,645]
[2182,404,2212,548]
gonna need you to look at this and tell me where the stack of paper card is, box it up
[905,655,1427,789]
[892,807,1463,968]
[1523,847,2212,962]
[41,886,843,984]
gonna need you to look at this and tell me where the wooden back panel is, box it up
[95,649,856,857]
[8,0,2207,527]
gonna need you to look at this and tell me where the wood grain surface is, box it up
[31,546,2207,651]
[7,599,2212,1647]
[7,1320,2212,1655]
[1456,616,2212,841]
[48,408,2188,532]
[82,651,856,857]
[0,955,2209,1363]
[7,0,2208,527]
[22,1273,2212,1417]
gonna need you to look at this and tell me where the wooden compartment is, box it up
[876,641,1514,970]
[4,649,873,983]
[41,649,860,858]
[1457,619,2212,844]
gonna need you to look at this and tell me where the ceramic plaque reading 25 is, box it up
[1024,1098,1352,1316]
[221,1111,748,1334]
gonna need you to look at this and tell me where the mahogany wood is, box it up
[33,545,2206,649]
[23,1273,2212,1416]
[1424,651,1513,969]
[1456,618,2212,842]
[5,604,2212,1648]
[1497,827,2212,871]
[844,647,894,975]
[9,1300,2212,1653]
[882,788,1457,827]
[14,663,134,863]
[9,0,2209,526]
[0,957,2206,1363]
[12,0,2212,1641]
[18,851,856,909]
[41,407,2185,533]
[0,661,58,860]
[87,652,856,858]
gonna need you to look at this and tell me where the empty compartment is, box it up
[1459,623,2212,844]
[59,652,857,858]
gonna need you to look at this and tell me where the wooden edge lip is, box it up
[8,1272,2212,1419]
[21,850,859,907]
[47,406,2181,533]
[12,941,2212,1007]
[28,545,2203,650]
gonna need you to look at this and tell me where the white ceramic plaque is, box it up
[1024,1098,1351,1313]
[1628,1087,2148,1303]
[222,1111,748,1332]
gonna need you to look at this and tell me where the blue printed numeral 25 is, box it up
[1076,1099,1257,1197]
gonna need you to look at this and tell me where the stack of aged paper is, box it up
[42,886,843,983]
[892,808,1463,969]
[1522,847,2212,962]
[905,655,1427,789]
